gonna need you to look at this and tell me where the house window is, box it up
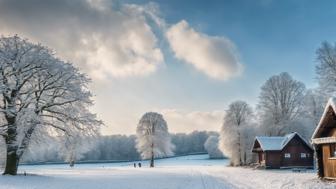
[284,153,291,158]
[330,144,336,157]
[300,153,306,158]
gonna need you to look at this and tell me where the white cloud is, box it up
[161,109,224,133]
[166,20,243,80]
[0,0,163,80]
[0,1,243,81]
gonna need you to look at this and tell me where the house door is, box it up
[258,152,264,163]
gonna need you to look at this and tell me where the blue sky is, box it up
[109,0,336,108]
[0,0,335,134]
[131,0,335,91]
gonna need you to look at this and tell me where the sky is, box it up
[1,0,336,135]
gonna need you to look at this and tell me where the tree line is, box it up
[7,130,220,164]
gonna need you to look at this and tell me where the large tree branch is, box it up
[43,122,67,133]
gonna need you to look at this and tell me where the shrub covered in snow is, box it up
[204,135,223,159]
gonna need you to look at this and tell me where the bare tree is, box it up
[0,36,101,175]
[136,112,174,167]
[219,101,253,166]
[316,42,336,96]
[303,90,325,126]
[258,72,305,136]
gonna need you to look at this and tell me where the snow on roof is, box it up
[312,97,336,139]
[255,132,312,151]
[255,136,284,151]
[281,132,296,147]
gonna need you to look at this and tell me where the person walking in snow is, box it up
[138,162,141,168]
[133,163,136,168]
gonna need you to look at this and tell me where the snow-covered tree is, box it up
[303,90,325,126]
[0,35,101,175]
[204,135,223,159]
[219,101,254,166]
[59,132,96,167]
[258,72,306,136]
[136,112,174,167]
[240,122,258,164]
[295,89,326,139]
[316,41,336,96]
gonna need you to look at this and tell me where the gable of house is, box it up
[312,98,336,140]
[282,133,313,151]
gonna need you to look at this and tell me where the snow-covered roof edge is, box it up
[312,97,336,140]
[282,132,313,150]
[281,133,296,148]
[253,136,284,151]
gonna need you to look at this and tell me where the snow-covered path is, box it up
[0,155,335,189]
[208,167,333,189]
[0,167,232,189]
[0,166,334,189]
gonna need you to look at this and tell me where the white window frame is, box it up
[300,153,306,158]
[284,153,291,158]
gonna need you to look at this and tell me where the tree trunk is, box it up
[3,113,19,175]
[150,143,154,167]
[3,147,19,175]
[237,131,242,166]
[70,160,75,167]
[244,151,247,165]
[150,155,154,167]
[4,127,19,175]
[17,125,36,159]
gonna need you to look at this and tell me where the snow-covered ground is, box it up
[0,154,334,189]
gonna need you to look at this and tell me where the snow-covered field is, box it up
[0,154,334,189]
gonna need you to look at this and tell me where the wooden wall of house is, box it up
[321,144,336,178]
[280,135,314,167]
[265,151,281,168]
[326,128,336,137]
[316,123,336,178]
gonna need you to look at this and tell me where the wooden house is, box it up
[312,98,336,179]
[252,132,314,169]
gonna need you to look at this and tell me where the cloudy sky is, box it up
[1,0,336,135]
